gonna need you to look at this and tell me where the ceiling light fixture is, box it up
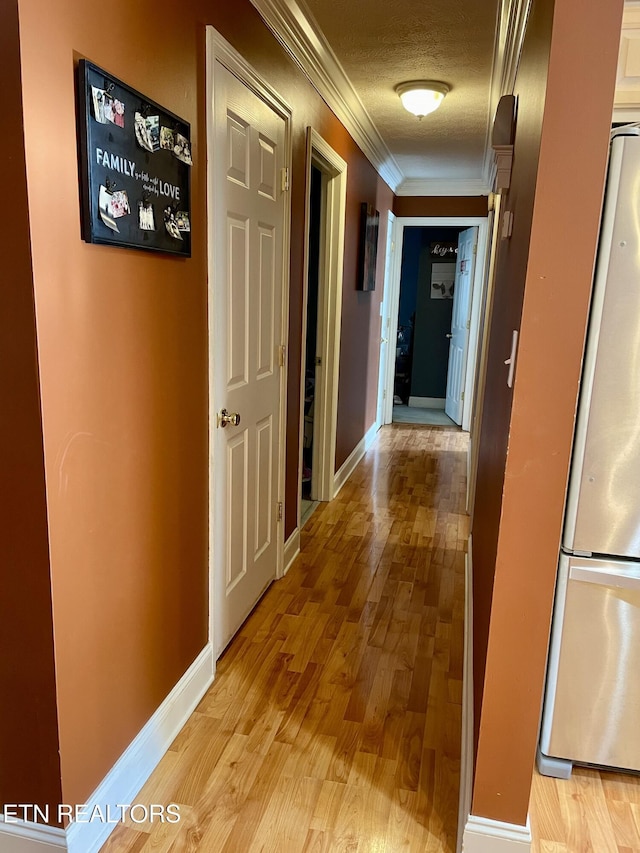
[395,81,450,119]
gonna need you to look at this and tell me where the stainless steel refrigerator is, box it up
[539,128,640,779]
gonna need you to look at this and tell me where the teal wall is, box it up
[404,227,462,400]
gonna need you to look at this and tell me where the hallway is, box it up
[102,423,468,852]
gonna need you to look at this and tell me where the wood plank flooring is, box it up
[101,424,468,852]
[530,766,640,852]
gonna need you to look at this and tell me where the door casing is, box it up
[297,128,347,523]
[379,216,489,432]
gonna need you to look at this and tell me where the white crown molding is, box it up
[396,178,490,197]
[249,0,403,192]
[251,0,534,197]
[482,0,534,189]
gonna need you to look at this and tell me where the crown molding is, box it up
[482,0,534,188]
[396,178,490,197]
[251,0,533,198]
[249,0,404,192]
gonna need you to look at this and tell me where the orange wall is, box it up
[471,0,623,825]
[15,0,392,807]
[471,0,552,766]
[393,195,488,218]
[0,0,62,814]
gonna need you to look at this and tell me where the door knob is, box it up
[218,408,241,428]
[446,333,453,339]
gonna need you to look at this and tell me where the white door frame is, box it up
[377,210,396,428]
[206,28,292,652]
[380,216,488,432]
[297,128,347,523]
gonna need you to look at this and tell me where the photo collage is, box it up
[85,64,191,253]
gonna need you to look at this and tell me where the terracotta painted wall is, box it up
[14,0,392,809]
[471,0,553,763]
[471,0,624,826]
[393,195,488,218]
[0,0,62,814]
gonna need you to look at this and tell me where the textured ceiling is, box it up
[302,0,500,184]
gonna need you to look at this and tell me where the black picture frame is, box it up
[77,60,191,256]
[357,203,379,291]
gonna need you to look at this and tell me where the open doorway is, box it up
[301,164,322,521]
[380,216,488,432]
[297,129,347,530]
[392,226,464,426]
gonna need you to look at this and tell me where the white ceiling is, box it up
[251,0,637,195]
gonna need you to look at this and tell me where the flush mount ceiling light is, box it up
[395,81,450,119]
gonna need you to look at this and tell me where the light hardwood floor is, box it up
[101,424,468,852]
[530,766,640,852]
[100,422,640,852]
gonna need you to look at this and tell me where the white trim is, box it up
[0,820,66,852]
[0,646,212,853]
[249,0,402,191]
[462,815,532,853]
[482,0,534,188]
[457,539,474,853]
[206,28,292,655]
[67,645,213,853]
[297,129,348,514]
[408,396,445,409]
[283,527,300,575]
[383,215,403,425]
[377,210,396,429]
[462,223,488,432]
[333,422,378,497]
[613,107,640,122]
[250,0,533,197]
[396,178,490,197]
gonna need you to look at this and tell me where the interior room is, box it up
[2,1,637,852]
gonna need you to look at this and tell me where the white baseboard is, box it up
[462,815,532,852]
[66,642,215,853]
[283,527,300,575]
[0,819,66,852]
[0,645,216,853]
[457,538,474,853]
[408,396,446,409]
[333,422,378,497]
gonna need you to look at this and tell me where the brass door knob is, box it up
[218,408,241,428]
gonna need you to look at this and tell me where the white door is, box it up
[212,62,287,655]
[445,226,478,425]
[377,211,395,426]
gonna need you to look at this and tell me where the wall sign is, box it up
[429,241,457,260]
[77,60,191,256]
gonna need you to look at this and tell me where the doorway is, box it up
[392,226,463,425]
[297,129,347,529]
[301,164,322,523]
[380,216,488,432]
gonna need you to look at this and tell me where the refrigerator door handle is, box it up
[569,564,640,591]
